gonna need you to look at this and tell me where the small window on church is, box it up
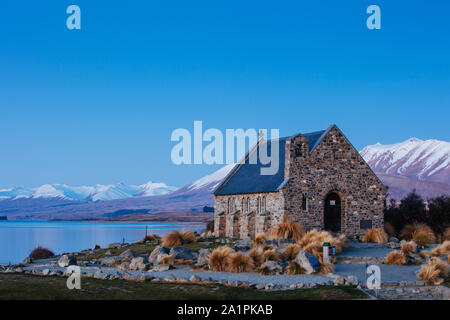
[302,195,307,212]
[295,144,302,157]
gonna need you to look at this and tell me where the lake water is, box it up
[0,220,205,265]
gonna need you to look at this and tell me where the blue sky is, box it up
[0,0,449,188]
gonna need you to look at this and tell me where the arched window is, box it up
[246,198,250,213]
[257,197,261,213]
[262,196,266,212]
[227,199,231,214]
[241,198,245,213]
[302,194,307,212]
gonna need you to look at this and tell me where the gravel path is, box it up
[337,247,392,257]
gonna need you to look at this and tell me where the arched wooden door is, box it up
[324,192,341,232]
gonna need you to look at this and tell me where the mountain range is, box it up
[0,138,449,220]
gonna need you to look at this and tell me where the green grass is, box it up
[0,273,368,300]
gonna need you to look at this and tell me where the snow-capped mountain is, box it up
[0,181,178,202]
[360,138,450,185]
[185,163,235,192]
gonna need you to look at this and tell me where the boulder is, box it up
[152,264,172,272]
[345,275,358,286]
[260,261,284,275]
[197,248,212,264]
[93,269,109,280]
[117,261,130,271]
[189,275,201,282]
[149,246,170,264]
[294,251,320,274]
[333,276,345,286]
[119,249,138,260]
[58,255,77,268]
[169,247,196,261]
[42,269,50,276]
[234,238,252,251]
[100,256,121,267]
[107,243,122,249]
[129,257,149,271]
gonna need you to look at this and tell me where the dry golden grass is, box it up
[142,234,161,242]
[401,241,417,255]
[200,230,214,238]
[362,228,388,244]
[417,258,448,284]
[228,251,255,273]
[256,265,275,275]
[161,230,197,246]
[282,244,301,260]
[384,222,396,238]
[319,262,334,275]
[268,216,305,242]
[159,255,175,266]
[253,233,266,247]
[247,247,265,268]
[180,230,197,243]
[295,229,347,262]
[209,246,234,272]
[285,261,306,275]
[400,223,436,246]
[430,240,450,257]
[263,248,282,262]
[386,251,406,265]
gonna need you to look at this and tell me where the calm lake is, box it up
[0,220,205,265]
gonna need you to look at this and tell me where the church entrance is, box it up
[324,192,341,233]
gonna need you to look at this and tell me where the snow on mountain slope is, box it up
[360,138,450,185]
[0,181,178,202]
[186,163,236,192]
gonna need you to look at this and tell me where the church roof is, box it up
[213,126,332,196]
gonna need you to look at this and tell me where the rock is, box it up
[389,237,399,243]
[42,269,50,276]
[197,248,212,264]
[164,275,176,282]
[105,249,112,256]
[117,262,130,271]
[107,243,122,249]
[149,246,170,264]
[119,249,138,260]
[265,283,274,290]
[22,257,33,264]
[294,251,320,274]
[189,275,201,282]
[93,269,109,280]
[169,247,195,261]
[289,284,297,289]
[296,283,304,289]
[260,261,283,274]
[234,238,253,251]
[152,264,172,272]
[100,256,121,267]
[256,284,265,290]
[345,275,358,286]
[58,255,77,268]
[129,257,149,271]
[333,276,345,286]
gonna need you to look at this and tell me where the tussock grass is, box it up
[296,229,347,262]
[384,222,396,238]
[209,246,234,272]
[319,262,334,275]
[29,246,54,260]
[253,233,266,247]
[429,240,450,257]
[285,261,306,275]
[263,248,282,262]
[247,247,264,268]
[228,251,254,273]
[159,255,175,266]
[401,241,417,255]
[256,265,276,275]
[400,223,436,246]
[417,257,448,285]
[386,251,406,265]
[268,216,305,242]
[161,230,197,247]
[362,228,388,244]
[283,244,301,260]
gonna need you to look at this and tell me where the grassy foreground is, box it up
[0,273,368,300]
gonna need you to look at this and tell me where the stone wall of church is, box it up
[213,191,284,239]
[282,126,386,239]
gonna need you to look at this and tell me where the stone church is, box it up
[212,125,386,239]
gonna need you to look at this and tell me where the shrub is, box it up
[263,248,282,262]
[228,251,254,273]
[400,223,436,245]
[283,244,301,260]
[253,233,266,247]
[29,246,54,260]
[269,216,305,242]
[161,230,197,246]
[430,240,450,257]
[209,246,233,272]
[401,241,417,255]
[417,258,448,284]
[296,229,347,262]
[362,228,388,244]
[247,247,264,268]
[384,222,396,238]
[285,261,306,275]
[319,262,334,275]
[386,251,406,265]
